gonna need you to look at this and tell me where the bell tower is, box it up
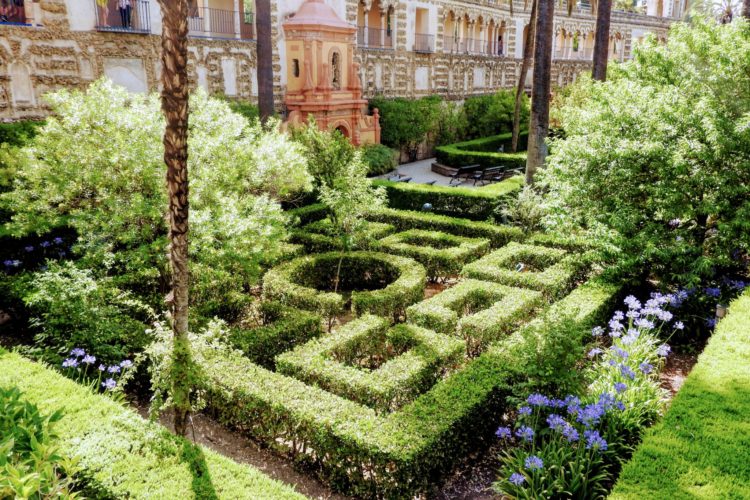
[283,0,380,145]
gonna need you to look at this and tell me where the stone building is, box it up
[0,0,675,121]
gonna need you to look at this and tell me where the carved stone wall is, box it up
[0,0,671,120]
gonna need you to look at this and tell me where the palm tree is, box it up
[256,0,274,122]
[592,0,613,80]
[511,0,537,153]
[156,0,192,437]
[525,0,555,184]
[744,0,750,18]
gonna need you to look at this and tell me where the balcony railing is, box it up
[357,27,393,49]
[188,6,254,40]
[553,48,593,60]
[94,0,151,34]
[0,1,32,26]
[414,33,434,53]
[444,37,505,57]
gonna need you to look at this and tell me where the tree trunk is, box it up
[512,0,537,153]
[157,0,192,437]
[525,0,555,185]
[743,0,750,19]
[256,0,274,123]
[592,0,612,81]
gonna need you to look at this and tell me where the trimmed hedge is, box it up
[0,350,305,499]
[289,219,396,253]
[371,177,522,220]
[406,279,544,353]
[435,131,528,170]
[229,301,323,369]
[276,315,465,413]
[198,277,620,498]
[285,203,328,226]
[365,207,524,248]
[262,251,426,322]
[376,229,490,279]
[461,242,590,299]
[610,289,750,499]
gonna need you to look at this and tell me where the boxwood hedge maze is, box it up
[199,209,619,498]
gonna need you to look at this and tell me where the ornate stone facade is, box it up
[0,0,673,121]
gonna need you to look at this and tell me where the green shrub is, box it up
[289,218,395,252]
[229,302,323,369]
[286,203,328,226]
[0,386,80,498]
[369,96,442,159]
[0,120,44,147]
[262,251,426,322]
[361,143,397,176]
[190,277,619,498]
[463,90,528,139]
[372,177,522,220]
[376,229,490,279]
[435,131,528,169]
[365,207,524,248]
[434,100,468,146]
[0,351,305,499]
[461,242,590,300]
[406,279,544,353]
[21,262,154,365]
[610,289,750,499]
[276,315,465,412]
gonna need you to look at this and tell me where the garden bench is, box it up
[449,164,481,185]
[481,166,508,184]
[471,167,489,185]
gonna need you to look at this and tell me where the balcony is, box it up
[188,7,254,40]
[357,27,393,50]
[413,33,434,53]
[553,48,593,60]
[444,37,505,57]
[94,0,151,34]
[0,1,32,26]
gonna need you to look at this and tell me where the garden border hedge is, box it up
[610,289,750,499]
[371,177,522,220]
[276,315,465,413]
[461,242,591,299]
[435,131,528,170]
[289,219,396,253]
[365,207,523,248]
[0,350,305,499]
[376,229,490,279]
[198,277,620,498]
[262,251,426,321]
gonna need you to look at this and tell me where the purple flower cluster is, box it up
[60,348,133,392]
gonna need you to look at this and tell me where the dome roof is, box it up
[284,0,353,30]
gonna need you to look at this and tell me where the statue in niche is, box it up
[331,52,341,90]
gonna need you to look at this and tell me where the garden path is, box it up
[379,157,458,187]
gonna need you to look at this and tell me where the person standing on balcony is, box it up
[96,0,109,26]
[118,0,132,28]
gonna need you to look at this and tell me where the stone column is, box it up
[233,0,241,38]
[364,8,369,46]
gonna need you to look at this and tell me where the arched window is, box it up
[331,51,341,90]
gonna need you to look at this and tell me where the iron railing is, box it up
[444,37,505,56]
[94,0,151,34]
[357,27,393,49]
[188,6,254,40]
[553,47,593,60]
[0,0,31,26]
[413,33,434,53]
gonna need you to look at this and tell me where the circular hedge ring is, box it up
[262,251,426,321]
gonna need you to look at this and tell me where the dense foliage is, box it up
[1,80,311,322]
[463,90,529,139]
[361,143,397,176]
[541,20,750,286]
[369,96,442,158]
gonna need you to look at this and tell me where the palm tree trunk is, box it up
[592,0,612,81]
[525,0,555,185]
[743,0,750,19]
[157,0,192,438]
[256,0,274,122]
[512,0,537,153]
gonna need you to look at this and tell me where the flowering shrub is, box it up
[494,292,682,497]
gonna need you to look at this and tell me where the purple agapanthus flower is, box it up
[120,359,133,369]
[639,362,653,374]
[546,414,567,431]
[584,429,608,451]
[614,382,627,393]
[40,241,51,248]
[674,321,685,330]
[82,354,96,365]
[588,348,603,358]
[62,358,78,368]
[70,348,85,357]
[705,287,721,298]
[527,393,549,407]
[509,472,526,486]
[524,455,544,471]
[668,218,681,227]
[516,426,535,442]
[610,346,629,359]
[612,311,625,321]
[24,245,34,252]
[591,326,605,337]
[53,237,64,245]
[620,364,636,380]
[623,295,641,310]
[101,378,117,390]
[577,403,605,427]
[705,318,717,328]
[107,365,121,374]
[634,318,655,330]
[496,426,512,439]
[656,344,671,357]
[518,406,532,416]
[561,424,579,442]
